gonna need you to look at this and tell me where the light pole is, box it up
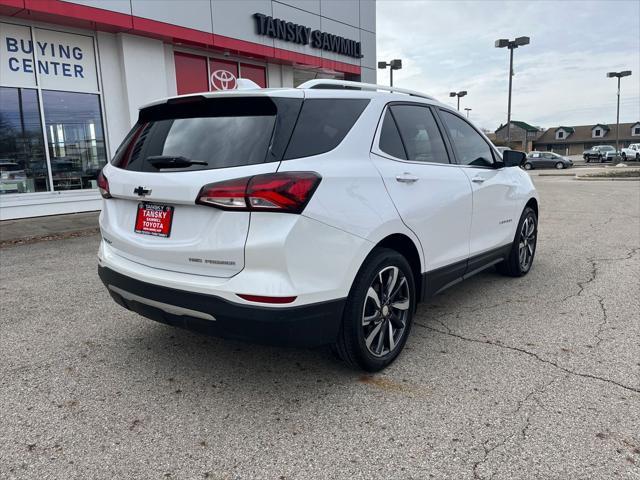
[464,107,472,118]
[378,59,402,86]
[495,36,530,147]
[449,91,467,110]
[607,70,632,162]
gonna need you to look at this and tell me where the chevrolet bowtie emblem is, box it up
[134,186,151,197]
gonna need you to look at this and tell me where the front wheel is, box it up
[621,153,627,161]
[555,162,564,169]
[523,162,532,170]
[497,206,538,277]
[334,248,415,372]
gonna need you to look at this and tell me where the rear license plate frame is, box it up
[134,202,174,238]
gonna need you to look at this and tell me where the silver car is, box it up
[523,151,573,170]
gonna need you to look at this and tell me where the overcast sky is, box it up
[376,0,640,131]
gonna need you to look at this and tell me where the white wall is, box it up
[96,31,130,156]
[118,34,170,126]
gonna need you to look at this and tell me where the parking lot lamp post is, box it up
[464,107,472,118]
[495,36,530,146]
[377,59,402,86]
[607,70,632,162]
[449,90,467,110]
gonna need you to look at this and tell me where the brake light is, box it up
[97,170,111,199]
[196,172,321,213]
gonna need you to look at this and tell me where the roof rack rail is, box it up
[297,79,435,101]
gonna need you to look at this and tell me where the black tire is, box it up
[334,248,416,372]
[555,161,564,169]
[636,153,639,161]
[621,153,627,161]
[584,157,589,163]
[497,207,538,277]
[523,162,532,170]
[598,155,604,163]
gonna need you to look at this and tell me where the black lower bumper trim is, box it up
[98,266,345,347]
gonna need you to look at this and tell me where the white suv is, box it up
[98,80,539,371]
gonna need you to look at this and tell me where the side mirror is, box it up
[502,150,526,167]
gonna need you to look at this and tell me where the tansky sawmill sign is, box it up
[253,13,363,59]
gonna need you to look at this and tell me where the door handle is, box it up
[396,173,419,183]
[471,176,485,184]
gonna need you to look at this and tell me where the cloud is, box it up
[376,0,640,130]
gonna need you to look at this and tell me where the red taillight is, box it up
[196,172,321,213]
[237,294,297,304]
[97,170,111,199]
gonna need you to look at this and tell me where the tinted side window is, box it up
[440,110,494,167]
[390,105,449,163]
[284,99,369,159]
[379,109,407,159]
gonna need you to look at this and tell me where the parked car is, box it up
[0,160,27,194]
[523,151,573,170]
[620,143,640,161]
[97,79,539,372]
[583,145,617,162]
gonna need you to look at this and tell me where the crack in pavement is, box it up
[471,376,561,480]
[560,247,638,303]
[413,322,640,394]
[559,248,637,347]
[472,435,512,480]
[592,247,640,262]
[562,258,598,302]
[515,377,561,441]
[593,294,609,347]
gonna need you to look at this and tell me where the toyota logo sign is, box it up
[210,69,237,91]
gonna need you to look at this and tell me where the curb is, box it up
[574,177,640,181]
[0,227,100,249]
[536,173,575,177]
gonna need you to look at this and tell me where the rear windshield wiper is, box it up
[147,155,208,169]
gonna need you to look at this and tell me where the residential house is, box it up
[533,122,640,155]
[494,121,543,151]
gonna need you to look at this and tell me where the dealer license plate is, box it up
[134,203,174,238]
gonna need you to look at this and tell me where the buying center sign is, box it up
[0,22,98,93]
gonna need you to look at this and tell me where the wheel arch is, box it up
[525,197,539,219]
[374,233,424,303]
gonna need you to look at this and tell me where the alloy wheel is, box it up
[518,215,537,272]
[362,266,410,357]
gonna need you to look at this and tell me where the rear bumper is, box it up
[99,266,345,347]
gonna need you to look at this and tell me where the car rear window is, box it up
[283,99,369,160]
[112,96,302,172]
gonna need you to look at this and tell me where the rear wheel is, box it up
[334,248,415,372]
[497,207,537,277]
[598,155,604,163]
[555,161,564,169]
[523,162,532,170]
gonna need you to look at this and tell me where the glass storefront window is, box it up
[0,86,48,194]
[42,90,107,191]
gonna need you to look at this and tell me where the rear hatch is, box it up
[100,92,303,278]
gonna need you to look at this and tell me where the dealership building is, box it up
[0,0,377,219]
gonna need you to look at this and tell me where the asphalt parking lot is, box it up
[1,176,639,480]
